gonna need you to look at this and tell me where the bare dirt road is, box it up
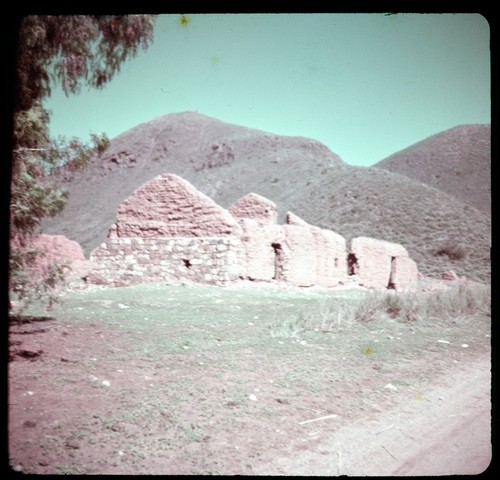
[254,355,492,476]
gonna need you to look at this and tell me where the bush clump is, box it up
[271,284,490,336]
[434,241,468,261]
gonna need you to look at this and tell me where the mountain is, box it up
[41,112,491,282]
[374,124,490,215]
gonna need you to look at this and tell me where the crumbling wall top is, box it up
[229,193,278,224]
[115,173,242,238]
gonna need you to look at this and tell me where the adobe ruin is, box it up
[88,173,418,290]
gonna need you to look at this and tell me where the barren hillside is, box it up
[41,112,491,282]
[374,124,490,215]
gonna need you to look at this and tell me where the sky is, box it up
[43,13,490,167]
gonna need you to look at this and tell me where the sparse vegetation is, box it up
[9,253,69,314]
[9,282,491,474]
[434,240,468,261]
[374,125,490,215]
[270,283,491,336]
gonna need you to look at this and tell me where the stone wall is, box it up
[88,236,240,287]
[87,173,418,290]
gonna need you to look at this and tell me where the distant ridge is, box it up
[374,124,490,215]
[41,113,490,282]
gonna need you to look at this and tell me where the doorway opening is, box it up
[271,243,283,281]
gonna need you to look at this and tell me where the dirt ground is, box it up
[7,280,491,475]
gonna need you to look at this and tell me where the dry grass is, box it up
[270,283,491,336]
[9,281,491,475]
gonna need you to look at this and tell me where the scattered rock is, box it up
[442,270,460,281]
[65,439,81,450]
[17,349,43,361]
[384,383,398,391]
[60,357,77,363]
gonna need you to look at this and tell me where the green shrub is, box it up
[9,246,68,314]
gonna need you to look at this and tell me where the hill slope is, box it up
[374,124,490,214]
[41,112,491,282]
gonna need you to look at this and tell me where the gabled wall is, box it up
[88,173,418,290]
[114,173,241,238]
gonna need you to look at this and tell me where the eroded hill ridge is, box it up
[87,173,418,290]
[41,112,491,283]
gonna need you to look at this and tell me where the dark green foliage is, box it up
[9,247,68,313]
[15,15,156,112]
[10,15,156,311]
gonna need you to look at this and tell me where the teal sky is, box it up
[43,13,490,167]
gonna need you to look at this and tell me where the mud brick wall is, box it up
[88,237,240,287]
[284,212,347,287]
[349,236,417,290]
[115,173,241,238]
[87,173,418,290]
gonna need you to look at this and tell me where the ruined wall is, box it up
[87,173,418,290]
[230,194,281,282]
[11,233,87,280]
[115,173,241,237]
[389,255,419,290]
[349,236,417,290]
[88,237,240,287]
[236,219,283,281]
[229,192,278,225]
[232,207,347,288]
[285,212,347,287]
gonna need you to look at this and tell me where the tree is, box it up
[15,15,156,112]
[10,15,156,311]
